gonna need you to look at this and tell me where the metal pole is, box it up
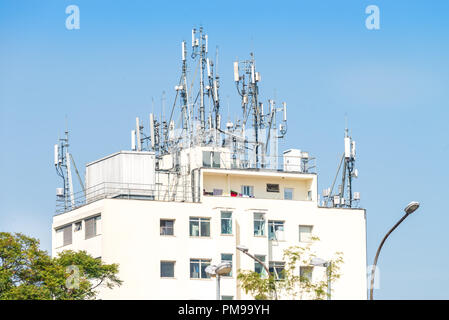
[240,250,278,300]
[216,274,220,300]
[369,211,412,300]
[326,262,331,300]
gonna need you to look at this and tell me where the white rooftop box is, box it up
[283,149,304,172]
[85,151,156,202]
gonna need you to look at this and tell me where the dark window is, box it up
[85,215,101,239]
[268,220,284,240]
[221,211,232,234]
[61,225,72,246]
[161,261,175,278]
[190,259,211,279]
[266,184,280,193]
[300,266,313,282]
[74,222,82,232]
[221,254,233,277]
[269,261,285,280]
[254,255,266,276]
[189,217,210,237]
[160,219,174,235]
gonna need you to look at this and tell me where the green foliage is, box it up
[237,238,344,300]
[0,232,122,300]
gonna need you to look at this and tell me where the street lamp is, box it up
[205,262,232,300]
[236,245,278,300]
[369,201,420,300]
[310,257,332,300]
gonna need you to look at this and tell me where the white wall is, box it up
[52,196,366,300]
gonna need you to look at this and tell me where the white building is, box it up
[52,28,366,300]
[52,146,367,300]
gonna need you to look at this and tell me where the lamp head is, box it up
[404,201,420,214]
[236,245,249,253]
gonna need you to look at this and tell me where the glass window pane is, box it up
[300,266,313,282]
[190,260,199,278]
[200,260,211,279]
[221,254,233,276]
[212,152,220,168]
[254,213,265,236]
[221,212,232,234]
[284,188,293,200]
[189,219,199,236]
[161,261,174,277]
[254,255,266,276]
[202,151,211,167]
[200,219,210,237]
[299,225,313,242]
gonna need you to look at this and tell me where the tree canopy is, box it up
[237,238,344,300]
[0,232,122,300]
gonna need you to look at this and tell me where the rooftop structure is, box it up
[52,28,366,300]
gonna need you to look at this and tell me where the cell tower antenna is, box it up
[323,123,359,208]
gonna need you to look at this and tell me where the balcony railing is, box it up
[55,181,198,215]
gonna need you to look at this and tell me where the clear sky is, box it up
[1,0,448,299]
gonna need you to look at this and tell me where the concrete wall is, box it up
[52,195,366,300]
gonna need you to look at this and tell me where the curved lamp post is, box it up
[369,201,420,300]
[236,245,278,300]
[206,262,232,300]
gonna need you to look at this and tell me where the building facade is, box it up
[52,147,367,300]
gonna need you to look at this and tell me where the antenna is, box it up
[282,102,287,122]
[233,61,239,82]
[150,113,155,149]
[181,41,186,61]
[131,130,136,150]
[54,144,59,166]
[136,117,142,151]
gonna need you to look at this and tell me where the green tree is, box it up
[237,238,343,300]
[0,232,122,300]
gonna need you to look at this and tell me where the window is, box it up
[221,254,233,277]
[202,151,211,167]
[221,211,232,235]
[300,266,313,282]
[56,224,72,247]
[160,261,175,278]
[266,184,280,193]
[268,221,285,240]
[160,219,174,236]
[284,188,294,200]
[74,222,82,232]
[221,296,234,300]
[253,213,265,236]
[299,225,313,243]
[307,190,312,200]
[85,215,101,239]
[189,217,210,237]
[269,261,285,280]
[202,151,221,168]
[190,259,211,279]
[241,185,254,197]
[254,255,266,276]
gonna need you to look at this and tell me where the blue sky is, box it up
[1,0,448,299]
